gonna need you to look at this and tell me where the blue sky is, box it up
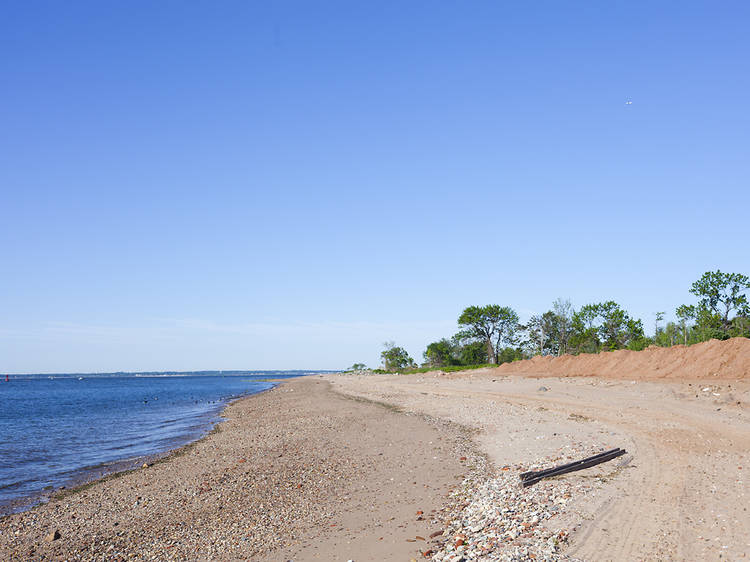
[1,1,748,372]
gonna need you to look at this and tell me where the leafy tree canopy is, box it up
[457,305,519,364]
[380,341,415,372]
[570,301,644,353]
[423,339,456,367]
[690,270,750,331]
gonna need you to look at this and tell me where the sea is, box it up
[0,370,329,515]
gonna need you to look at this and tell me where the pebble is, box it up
[429,448,611,561]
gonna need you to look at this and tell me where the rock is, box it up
[44,530,61,542]
[538,386,549,392]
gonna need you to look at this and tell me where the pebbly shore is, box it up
[0,377,473,561]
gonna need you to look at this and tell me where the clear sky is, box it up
[1,1,748,373]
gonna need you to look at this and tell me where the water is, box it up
[0,371,325,514]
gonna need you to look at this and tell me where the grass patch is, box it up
[362,363,498,375]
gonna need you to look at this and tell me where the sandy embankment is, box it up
[0,378,474,561]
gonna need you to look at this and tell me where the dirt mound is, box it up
[495,337,750,380]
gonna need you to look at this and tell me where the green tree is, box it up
[349,363,367,371]
[730,315,750,338]
[624,317,648,350]
[457,341,488,365]
[497,346,524,363]
[654,311,665,343]
[695,305,724,341]
[423,339,457,367]
[570,304,601,353]
[552,298,574,355]
[525,311,559,356]
[570,301,644,352]
[493,307,520,360]
[690,270,750,334]
[380,341,415,372]
[457,305,519,364]
[663,321,680,346]
[675,304,695,345]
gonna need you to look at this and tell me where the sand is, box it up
[2,338,749,560]
[0,378,473,561]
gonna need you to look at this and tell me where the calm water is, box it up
[0,371,321,514]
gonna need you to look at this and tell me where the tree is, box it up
[457,341,488,365]
[730,315,750,338]
[380,342,415,372]
[458,305,499,363]
[569,301,645,353]
[654,311,665,341]
[690,270,750,334]
[423,339,457,367]
[663,321,680,347]
[493,307,520,360]
[497,346,524,363]
[552,298,574,355]
[525,311,558,356]
[457,305,519,364]
[695,305,724,341]
[598,301,646,350]
[675,304,695,345]
[349,363,367,371]
[570,304,601,353]
[624,317,648,350]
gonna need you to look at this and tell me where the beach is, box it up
[2,352,749,560]
[0,377,474,561]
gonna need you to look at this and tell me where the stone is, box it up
[44,530,61,542]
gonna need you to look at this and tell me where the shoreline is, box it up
[0,377,472,561]
[0,381,282,519]
[3,371,748,560]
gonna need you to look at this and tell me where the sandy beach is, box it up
[2,339,749,561]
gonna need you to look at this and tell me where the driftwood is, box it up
[521,448,627,488]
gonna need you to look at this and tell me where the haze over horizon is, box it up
[2,2,748,372]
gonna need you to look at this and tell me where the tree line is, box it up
[365,270,749,372]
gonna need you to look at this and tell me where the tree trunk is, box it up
[486,338,496,364]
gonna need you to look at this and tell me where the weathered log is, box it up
[520,448,622,481]
[521,448,627,488]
